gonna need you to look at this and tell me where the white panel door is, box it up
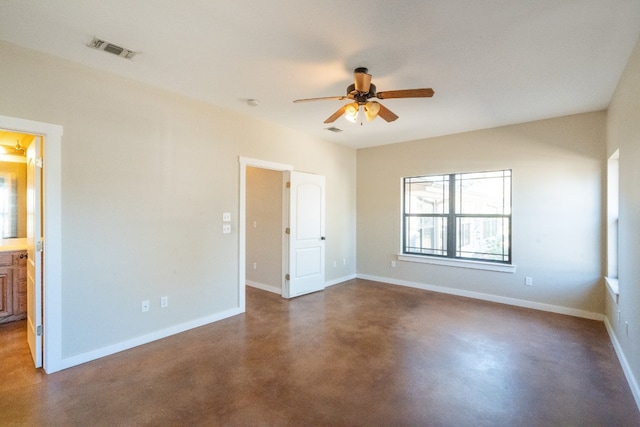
[26,136,43,368]
[285,171,325,298]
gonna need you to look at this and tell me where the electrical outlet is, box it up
[342,258,346,266]
[141,300,150,312]
[391,261,396,268]
[222,212,231,222]
[253,262,257,270]
[333,260,337,268]
[525,277,533,286]
[222,224,231,234]
[160,296,168,308]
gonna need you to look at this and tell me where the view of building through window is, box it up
[403,170,512,263]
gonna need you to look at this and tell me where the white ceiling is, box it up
[1,0,639,149]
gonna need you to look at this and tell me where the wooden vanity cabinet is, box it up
[0,250,28,324]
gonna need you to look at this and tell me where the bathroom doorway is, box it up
[0,114,62,373]
[0,130,41,366]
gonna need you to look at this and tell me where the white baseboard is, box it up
[246,280,281,295]
[604,317,640,411]
[325,274,357,288]
[247,275,356,295]
[59,307,244,371]
[356,274,604,321]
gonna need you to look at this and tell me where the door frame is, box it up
[0,114,62,373]
[239,157,292,309]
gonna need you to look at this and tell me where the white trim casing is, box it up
[398,254,517,273]
[605,277,619,304]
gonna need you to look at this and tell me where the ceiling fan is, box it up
[293,67,434,124]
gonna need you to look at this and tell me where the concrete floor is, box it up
[1,279,639,426]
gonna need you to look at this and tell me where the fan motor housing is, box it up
[347,83,376,102]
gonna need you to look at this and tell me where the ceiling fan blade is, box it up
[376,88,434,99]
[293,95,350,103]
[377,103,399,122]
[354,70,372,93]
[324,104,349,123]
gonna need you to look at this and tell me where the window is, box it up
[606,150,619,279]
[403,170,512,264]
[606,150,619,302]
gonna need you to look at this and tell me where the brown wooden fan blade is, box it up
[376,88,434,99]
[354,71,372,93]
[377,103,399,122]
[324,104,349,123]
[293,95,349,103]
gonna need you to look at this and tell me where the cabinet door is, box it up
[16,262,27,314]
[12,252,27,315]
[0,268,12,321]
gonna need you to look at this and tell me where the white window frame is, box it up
[400,170,515,274]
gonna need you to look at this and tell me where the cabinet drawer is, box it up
[0,253,13,267]
[13,252,28,266]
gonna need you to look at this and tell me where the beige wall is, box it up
[246,166,282,292]
[606,35,640,399]
[0,41,356,358]
[357,111,605,314]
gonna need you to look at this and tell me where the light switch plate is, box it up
[222,212,231,222]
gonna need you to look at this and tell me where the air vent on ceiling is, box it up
[325,126,343,133]
[87,37,137,59]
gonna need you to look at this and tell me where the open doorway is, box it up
[245,166,285,295]
[239,157,327,306]
[0,130,41,366]
[0,130,30,324]
[238,157,292,309]
[0,114,62,373]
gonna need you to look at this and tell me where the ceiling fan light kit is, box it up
[364,101,380,122]
[345,102,359,123]
[294,67,434,125]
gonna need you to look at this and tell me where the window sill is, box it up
[398,254,516,273]
[605,277,619,304]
